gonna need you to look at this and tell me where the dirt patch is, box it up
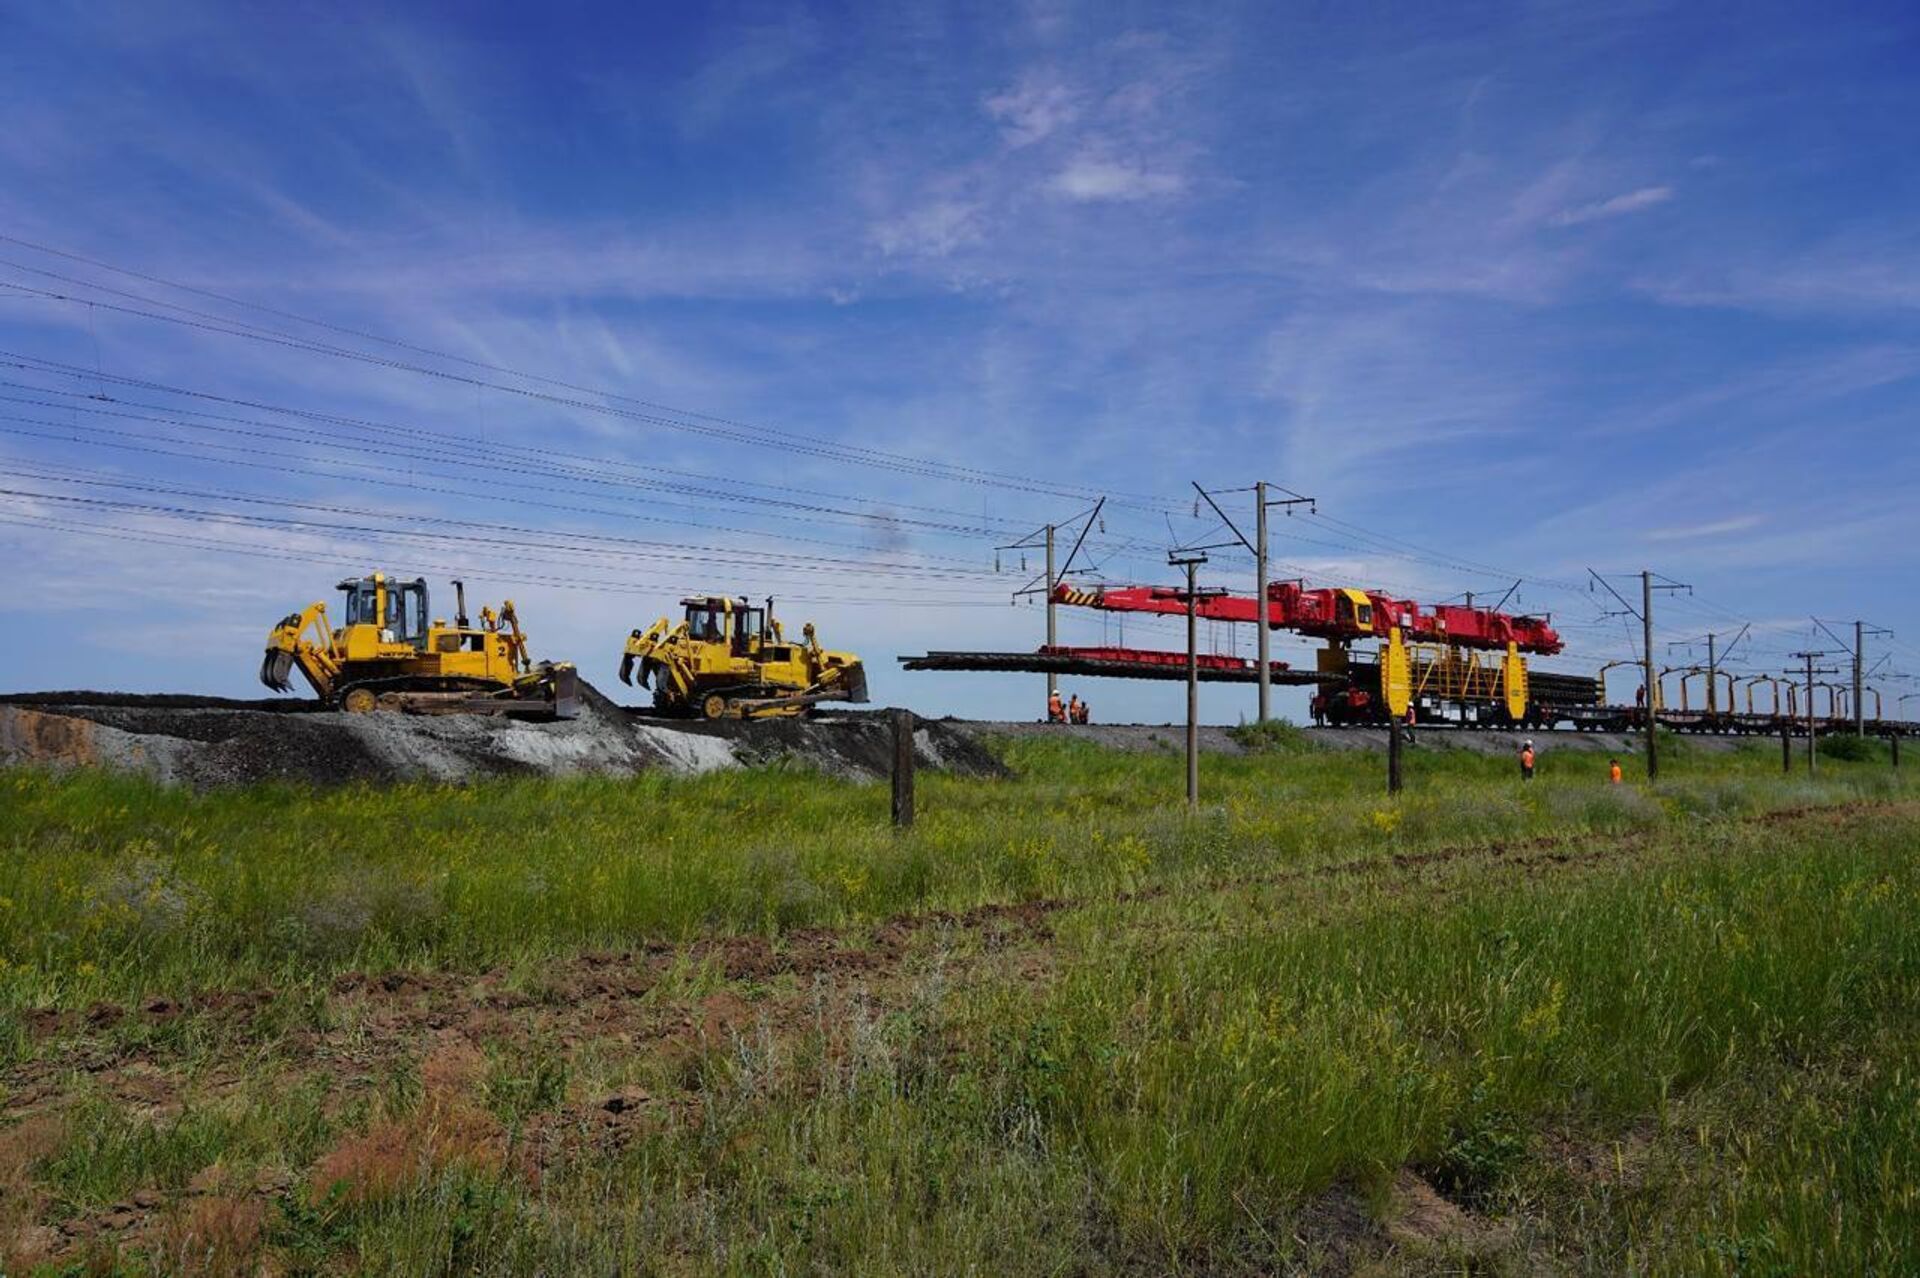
[1379,1169,1516,1258]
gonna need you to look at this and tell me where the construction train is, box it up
[904,578,1913,736]
[261,574,868,721]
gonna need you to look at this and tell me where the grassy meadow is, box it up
[1,732,1916,1273]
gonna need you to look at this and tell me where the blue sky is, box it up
[2,1,1916,722]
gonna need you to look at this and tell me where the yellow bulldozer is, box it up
[261,573,579,719]
[618,595,868,719]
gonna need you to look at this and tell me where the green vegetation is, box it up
[1,737,1916,1273]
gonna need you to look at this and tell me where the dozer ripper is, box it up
[619,595,868,719]
[261,573,579,719]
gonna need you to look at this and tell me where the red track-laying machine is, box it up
[1043,578,1585,727]
[1050,580,1563,655]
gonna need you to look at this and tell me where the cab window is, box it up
[400,588,427,644]
[736,608,764,654]
[345,585,378,627]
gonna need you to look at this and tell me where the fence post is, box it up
[891,708,915,829]
[1387,716,1403,794]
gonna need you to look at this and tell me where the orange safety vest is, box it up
[1610,763,1622,784]
[1048,693,1064,721]
[1521,748,1535,769]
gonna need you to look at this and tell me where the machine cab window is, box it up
[686,602,727,643]
[734,606,764,655]
[342,581,380,627]
[391,583,428,646]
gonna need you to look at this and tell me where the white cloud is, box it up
[1645,514,1764,542]
[1550,184,1674,227]
[982,73,1080,147]
[1048,156,1184,202]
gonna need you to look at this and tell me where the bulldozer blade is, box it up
[843,663,870,704]
[547,664,580,720]
[259,648,295,693]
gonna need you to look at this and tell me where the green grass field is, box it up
[2,735,1916,1274]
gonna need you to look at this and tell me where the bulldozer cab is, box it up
[683,597,767,656]
[340,575,430,649]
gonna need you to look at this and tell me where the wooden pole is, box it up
[1388,714,1403,793]
[891,708,915,828]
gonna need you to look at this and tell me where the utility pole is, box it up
[1168,549,1224,811]
[1790,651,1838,774]
[1184,556,1199,810]
[1045,524,1056,704]
[1854,620,1861,738]
[1813,617,1893,738]
[1706,632,1717,716]
[1192,481,1313,724]
[1173,550,1205,810]
[1002,500,1104,717]
[1852,621,1894,736]
[1255,484,1268,723]
[1642,572,1656,776]
[1589,568,1690,780]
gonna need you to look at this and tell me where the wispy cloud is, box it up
[1550,184,1674,227]
[1634,230,1920,313]
[871,199,985,257]
[1048,154,1184,201]
[1645,514,1763,542]
[982,73,1080,148]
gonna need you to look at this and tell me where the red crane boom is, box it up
[1051,580,1563,655]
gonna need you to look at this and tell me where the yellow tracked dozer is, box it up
[619,595,868,719]
[261,573,579,719]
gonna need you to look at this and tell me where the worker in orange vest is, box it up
[1609,758,1622,785]
[1519,739,1536,781]
[1048,689,1065,723]
[1067,693,1082,725]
